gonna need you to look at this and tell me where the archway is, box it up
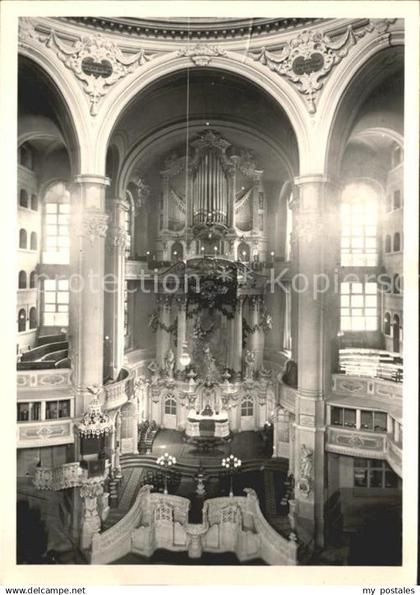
[120,401,138,454]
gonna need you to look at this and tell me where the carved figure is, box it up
[300,444,313,479]
[244,349,256,379]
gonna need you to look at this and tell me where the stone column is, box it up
[176,297,187,371]
[232,296,243,375]
[292,175,339,548]
[104,198,128,380]
[69,175,109,416]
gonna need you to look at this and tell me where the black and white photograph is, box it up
[1,0,418,587]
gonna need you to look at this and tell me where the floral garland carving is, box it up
[177,44,227,66]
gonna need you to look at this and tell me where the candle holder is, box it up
[157,452,177,494]
[221,454,242,497]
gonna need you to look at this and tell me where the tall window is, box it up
[43,279,69,326]
[340,281,377,331]
[18,271,27,289]
[393,232,401,252]
[384,312,391,335]
[393,190,401,210]
[19,189,28,208]
[19,229,27,249]
[18,309,26,333]
[385,235,391,253]
[341,183,378,266]
[43,182,70,265]
[29,271,36,288]
[29,307,37,330]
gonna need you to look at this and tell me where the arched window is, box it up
[393,232,401,252]
[29,271,36,288]
[384,312,391,336]
[392,314,401,353]
[393,274,400,295]
[30,232,37,251]
[171,241,183,261]
[31,194,38,211]
[164,397,177,415]
[124,194,133,258]
[43,182,70,265]
[18,271,27,289]
[241,399,254,417]
[385,235,391,253]
[19,229,27,249]
[29,307,37,330]
[19,189,28,208]
[18,309,26,333]
[238,241,250,262]
[393,190,401,210]
[341,183,378,266]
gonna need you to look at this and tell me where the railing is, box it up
[332,374,402,401]
[17,418,74,448]
[91,486,297,565]
[33,462,85,490]
[103,369,133,410]
[325,426,402,478]
[17,368,72,389]
[278,381,298,413]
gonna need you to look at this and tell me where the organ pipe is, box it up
[193,149,228,225]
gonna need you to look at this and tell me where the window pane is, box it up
[361,410,373,430]
[365,283,377,294]
[354,469,368,487]
[46,204,57,213]
[343,408,356,428]
[369,469,383,488]
[44,291,56,303]
[58,280,68,290]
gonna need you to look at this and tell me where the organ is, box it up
[157,129,267,262]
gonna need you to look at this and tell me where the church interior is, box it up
[16,15,404,566]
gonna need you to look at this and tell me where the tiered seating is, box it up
[17,336,69,370]
[339,348,403,383]
[138,420,159,454]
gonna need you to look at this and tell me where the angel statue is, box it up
[164,348,175,379]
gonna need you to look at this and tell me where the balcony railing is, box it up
[103,369,134,410]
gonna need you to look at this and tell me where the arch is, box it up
[18,308,26,333]
[18,49,88,174]
[29,307,37,330]
[19,229,27,249]
[18,270,27,289]
[96,58,310,176]
[385,235,391,253]
[19,189,28,208]
[393,232,401,252]
[31,194,38,211]
[171,241,183,261]
[29,271,36,288]
[238,241,250,262]
[30,231,38,251]
[384,312,391,336]
[320,36,404,177]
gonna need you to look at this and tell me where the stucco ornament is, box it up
[177,44,227,66]
[249,27,357,113]
[298,444,313,497]
[45,32,152,115]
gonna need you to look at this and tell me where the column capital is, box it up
[74,174,111,187]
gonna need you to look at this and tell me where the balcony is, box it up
[17,367,72,389]
[103,368,134,410]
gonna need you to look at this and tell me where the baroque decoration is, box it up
[177,44,227,66]
[81,212,109,245]
[249,21,396,113]
[78,389,113,438]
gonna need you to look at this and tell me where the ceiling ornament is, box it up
[248,20,396,114]
[42,31,152,115]
[177,44,227,66]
